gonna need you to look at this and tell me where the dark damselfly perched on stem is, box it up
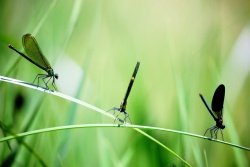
[108,62,140,124]
[8,34,58,91]
[199,84,225,140]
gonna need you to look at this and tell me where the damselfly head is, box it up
[217,123,225,129]
[216,118,225,129]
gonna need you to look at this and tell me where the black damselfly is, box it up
[199,84,225,140]
[108,62,140,124]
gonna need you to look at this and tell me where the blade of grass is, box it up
[0,122,12,150]
[32,0,57,36]
[132,128,190,166]
[0,98,45,167]
[52,1,84,166]
[204,149,208,167]
[1,76,250,164]
[0,76,191,166]
[1,124,249,152]
[0,124,193,166]
[0,121,47,167]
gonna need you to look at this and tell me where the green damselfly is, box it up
[9,34,58,90]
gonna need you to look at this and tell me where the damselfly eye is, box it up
[222,125,225,129]
[55,73,58,79]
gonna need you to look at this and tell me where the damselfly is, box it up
[108,62,140,124]
[199,84,225,140]
[9,34,58,90]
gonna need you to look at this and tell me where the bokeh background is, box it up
[0,0,250,166]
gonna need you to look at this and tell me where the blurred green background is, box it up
[1,0,250,166]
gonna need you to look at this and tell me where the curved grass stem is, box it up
[0,76,191,166]
[1,76,250,166]
[0,124,249,152]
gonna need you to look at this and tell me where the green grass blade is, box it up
[1,124,249,152]
[0,121,47,167]
[0,76,191,166]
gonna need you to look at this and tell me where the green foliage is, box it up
[1,0,250,166]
